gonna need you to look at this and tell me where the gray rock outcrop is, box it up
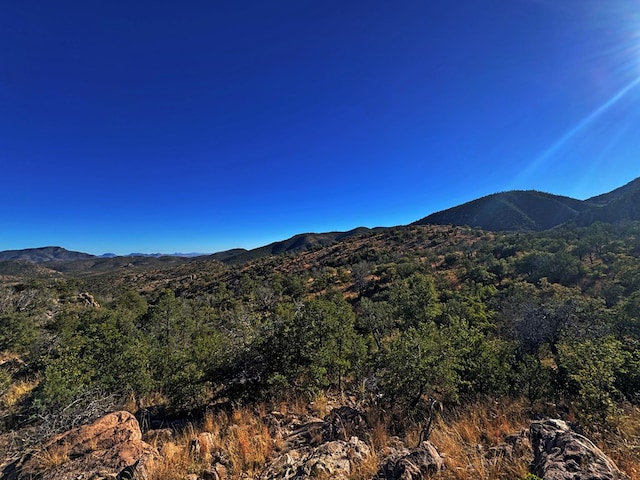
[375,440,444,480]
[530,418,628,480]
[260,436,370,480]
[259,407,371,480]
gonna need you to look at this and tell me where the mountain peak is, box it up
[413,190,586,231]
[413,178,640,231]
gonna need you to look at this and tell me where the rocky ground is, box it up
[1,405,632,480]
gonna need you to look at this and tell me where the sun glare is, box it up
[513,3,640,189]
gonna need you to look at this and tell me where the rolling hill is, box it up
[211,227,378,264]
[414,177,640,231]
[413,190,587,231]
[0,246,95,263]
[2,177,639,266]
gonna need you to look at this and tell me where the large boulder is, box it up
[2,411,157,480]
[260,436,370,480]
[530,418,628,480]
[375,440,444,480]
[259,409,370,480]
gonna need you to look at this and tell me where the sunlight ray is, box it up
[517,75,640,184]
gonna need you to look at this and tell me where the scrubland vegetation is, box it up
[2,222,640,477]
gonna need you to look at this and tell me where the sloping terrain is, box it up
[578,177,640,225]
[2,178,639,267]
[210,227,378,264]
[413,190,587,231]
[0,246,95,263]
[414,177,640,231]
[585,177,640,207]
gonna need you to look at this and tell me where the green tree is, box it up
[389,272,441,328]
[379,321,460,408]
[35,308,154,410]
[357,297,393,350]
[264,293,365,394]
[558,337,628,425]
[0,313,38,353]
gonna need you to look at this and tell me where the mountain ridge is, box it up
[3,177,639,263]
[0,246,96,263]
[414,177,640,231]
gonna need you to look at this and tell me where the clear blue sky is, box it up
[2,1,640,255]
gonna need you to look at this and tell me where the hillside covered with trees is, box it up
[2,218,640,478]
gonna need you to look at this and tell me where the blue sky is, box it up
[2,1,640,255]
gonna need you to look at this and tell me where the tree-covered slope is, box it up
[413,190,587,231]
[2,221,640,478]
[211,227,378,264]
[413,178,640,232]
[579,177,640,225]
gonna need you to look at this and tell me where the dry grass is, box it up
[347,397,533,480]
[30,443,70,472]
[369,414,392,452]
[309,392,331,418]
[600,405,640,480]
[0,378,39,409]
[227,407,274,473]
[356,398,530,480]
[148,404,276,480]
[426,398,530,480]
[145,396,640,480]
[147,437,198,480]
[350,448,380,480]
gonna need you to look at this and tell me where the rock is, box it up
[188,438,230,480]
[200,463,228,480]
[3,411,157,480]
[486,428,530,459]
[530,418,629,480]
[260,436,370,480]
[323,406,369,442]
[285,419,328,449]
[77,292,100,308]
[376,441,444,480]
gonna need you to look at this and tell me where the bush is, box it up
[558,337,628,426]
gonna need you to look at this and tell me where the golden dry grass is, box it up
[147,437,198,480]
[425,398,531,480]
[356,398,525,480]
[349,448,380,480]
[148,404,276,480]
[0,378,39,409]
[30,443,70,472]
[145,396,640,480]
[600,405,640,480]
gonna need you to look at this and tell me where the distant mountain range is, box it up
[0,249,206,263]
[100,252,206,258]
[2,177,639,265]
